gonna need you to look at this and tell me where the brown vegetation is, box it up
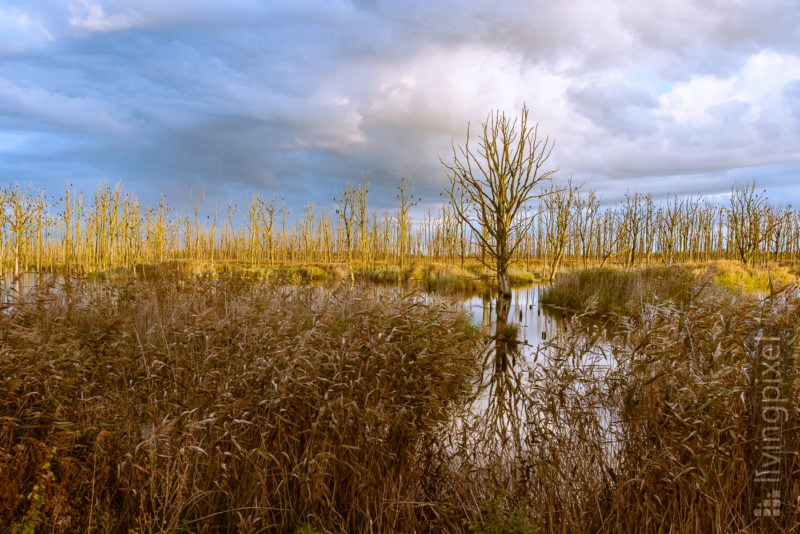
[1,270,798,532]
[542,262,798,314]
[0,276,479,532]
[498,270,800,532]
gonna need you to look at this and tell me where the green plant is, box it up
[471,497,538,534]
[8,446,57,534]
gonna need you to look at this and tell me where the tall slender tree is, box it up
[442,105,556,374]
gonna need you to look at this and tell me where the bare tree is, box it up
[620,192,645,267]
[208,204,219,264]
[246,194,264,267]
[656,195,682,264]
[597,208,622,267]
[728,182,772,265]
[395,177,419,275]
[2,184,46,276]
[334,182,359,279]
[573,188,600,268]
[262,197,278,265]
[355,182,370,267]
[442,105,555,376]
[542,178,578,283]
[764,203,792,263]
[442,104,556,300]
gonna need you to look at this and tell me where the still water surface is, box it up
[460,285,565,350]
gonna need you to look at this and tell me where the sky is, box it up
[1,0,799,215]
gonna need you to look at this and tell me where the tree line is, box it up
[0,179,796,277]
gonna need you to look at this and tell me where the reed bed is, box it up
[541,263,799,315]
[531,268,800,532]
[0,276,480,532]
[599,286,800,532]
[540,265,717,314]
[1,271,798,532]
[699,260,797,294]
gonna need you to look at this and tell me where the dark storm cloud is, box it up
[566,82,659,139]
[0,0,799,212]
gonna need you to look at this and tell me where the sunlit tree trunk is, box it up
[3,185,46,276]
[543,179,577,282]
[395,177,418,277]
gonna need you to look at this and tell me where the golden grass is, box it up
[541,262,799,314]
[596,287,800,532]
[694,259,797,294]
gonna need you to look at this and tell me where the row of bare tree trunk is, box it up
[0,180,796,276]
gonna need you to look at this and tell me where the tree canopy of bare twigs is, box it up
[728,182,788,265]
[441,104,556,298]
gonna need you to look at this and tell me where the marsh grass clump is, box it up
[266,263,331,282]
[507,267,541,286]
[541,264,706,314]
[0,276,479,532]
[408,262,480,292]
[354,263,408,284]
[700,260,797,294]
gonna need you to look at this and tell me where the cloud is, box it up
[567,81,659,139]
[550,50,800,187]
[68,1,144,33]
[0,77,129,132]
[0,0,799,213]
[0,6,54,55]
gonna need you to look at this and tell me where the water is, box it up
[454,284,620,461]
[460,285,566,352]
[0,272,126,314]
[0,272,57,311]
[1,272,45,299]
